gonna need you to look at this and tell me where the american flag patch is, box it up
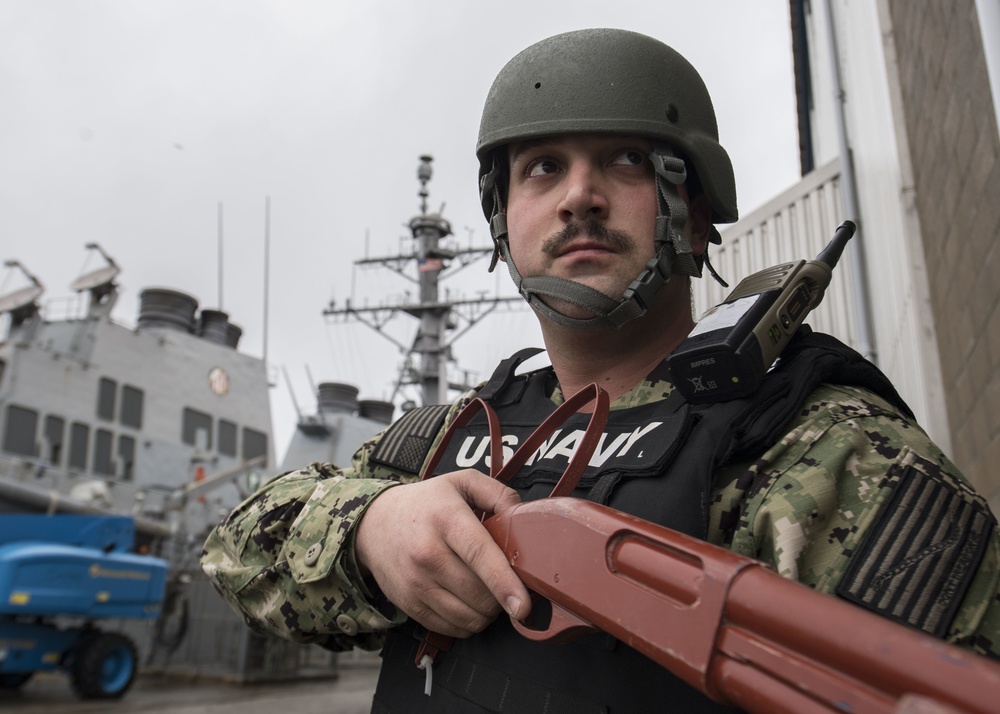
[837,463,995,637]
[370,404,451,475]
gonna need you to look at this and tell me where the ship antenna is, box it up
[281,365,302,420]
[417,155,432,214]
[263,196,271,362]
[217,202,224,310]
[304,364,319,401]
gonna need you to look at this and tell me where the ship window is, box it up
[69,422,90,470]
[94,429,113,475]
[242,428,267,462]
[182,407,213,450]
[118,435,135,481]
[44,415,65,465]
[97,377,117,421]
[3,404,38,457]
[218,419,237,457]
[121,385,144,429]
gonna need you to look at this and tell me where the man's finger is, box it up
[445,472,532,621]
[449,468,522,514]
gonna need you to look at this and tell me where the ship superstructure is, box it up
[279,380,394,471]
[0,245,273,548]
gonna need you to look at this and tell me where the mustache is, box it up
[541,217,633,257]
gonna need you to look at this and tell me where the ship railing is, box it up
[39,294,87,322]
[39,293,137,330]
[0,452,267,534]
[0,452,147,512]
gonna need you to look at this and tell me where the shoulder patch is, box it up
[836,463,996,637]
[369,404,451,476]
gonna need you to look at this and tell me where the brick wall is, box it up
[887,0,1000,503]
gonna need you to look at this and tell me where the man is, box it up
[202,29,1000,712]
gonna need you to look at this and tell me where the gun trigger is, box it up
[511,600,597,643]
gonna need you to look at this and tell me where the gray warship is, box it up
[0,243,376,683]
[0,157,515,691]
[0,243,272,554]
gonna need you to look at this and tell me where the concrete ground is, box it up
[4,661,381,714]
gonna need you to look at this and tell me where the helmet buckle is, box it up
[622,254,672,312]
[650,151,687,186]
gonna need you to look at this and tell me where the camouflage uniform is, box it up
[201,366,1000,659]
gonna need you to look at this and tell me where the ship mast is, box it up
[409,155,451,405]
[323,155,521,407]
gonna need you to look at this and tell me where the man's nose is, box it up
[557,163,610,222]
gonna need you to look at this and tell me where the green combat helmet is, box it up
[477,28,739,329]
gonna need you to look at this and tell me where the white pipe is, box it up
[976,0,1000,130]
[824,0,877,362]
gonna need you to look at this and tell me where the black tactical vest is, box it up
[368,330,912,714]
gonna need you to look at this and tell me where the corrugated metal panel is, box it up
[694,160,856,345]
[693,155,948,448]
[694,0,952,450]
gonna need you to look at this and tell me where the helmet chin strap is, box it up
[484,145,704,330]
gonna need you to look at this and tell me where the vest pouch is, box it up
[373,618,741,714]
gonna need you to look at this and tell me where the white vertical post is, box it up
[976,0,1000,130]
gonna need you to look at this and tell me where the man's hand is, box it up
[355,470,531,638]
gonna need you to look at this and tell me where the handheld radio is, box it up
[667,220,856,403]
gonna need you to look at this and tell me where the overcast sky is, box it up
[0,1,801,461]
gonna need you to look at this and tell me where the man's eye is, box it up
[612,150,646,167]
[526,159,559,177]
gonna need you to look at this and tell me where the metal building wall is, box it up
[716,0,1000,508]
[694,161,852,344]
[827,0,952,452]
[694,151,948,450]
[882,0,1000,506]
[697,1,956,458]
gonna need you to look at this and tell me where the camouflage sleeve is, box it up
[710,383,1000,659]
[201,397,471,651]
[200,461,402,651]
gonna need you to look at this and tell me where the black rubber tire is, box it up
[0,672,33,689]
[70,631,138,699]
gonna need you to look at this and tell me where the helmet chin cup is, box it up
[496,236,669,331]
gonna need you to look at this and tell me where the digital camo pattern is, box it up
[710,383,1000,655]
[201,398,470,649]
[202,375,1000,658]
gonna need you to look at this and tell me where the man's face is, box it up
[505,134,663,319]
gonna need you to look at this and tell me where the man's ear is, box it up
[687,193,712,257]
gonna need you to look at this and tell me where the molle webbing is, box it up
[374,619,739,714]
